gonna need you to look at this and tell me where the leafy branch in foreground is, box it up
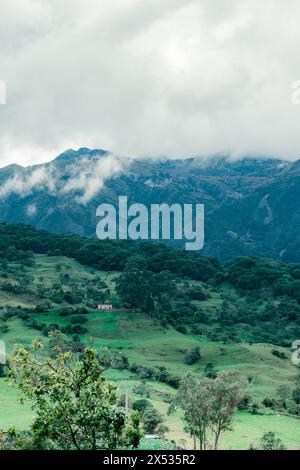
[10,341,141,450]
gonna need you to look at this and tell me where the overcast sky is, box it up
[1,0,300,167]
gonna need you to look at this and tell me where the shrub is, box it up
[160,318,168,328]
[63,324,88,335]
[175,325,187,335]
[292,388,300,405]
[132,399,152,414]
[260,432,286,450]
[189,287,207,301]
[184,347,201,365]
[72,307,89,315]
[204,362,217,379]
[70,315,88,324]
[133,382,151,398]
[59,308,73,317]
[251,403,259,414]
[271,349,287,360]
[262,397,275,409]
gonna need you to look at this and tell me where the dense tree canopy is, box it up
[10,342,141,450]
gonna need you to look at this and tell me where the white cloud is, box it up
[27,203,37,216]
[0,152,131,203]
[0,166,56,198]
[62,153,131,203]
[0,0,300,166]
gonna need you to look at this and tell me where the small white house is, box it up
[93,304,113,311]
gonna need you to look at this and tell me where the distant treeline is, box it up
[0,222,220,281]
[0,222,299,304]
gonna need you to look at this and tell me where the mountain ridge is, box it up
[0,148,299,262]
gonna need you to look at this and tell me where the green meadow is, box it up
[0,253,300,449]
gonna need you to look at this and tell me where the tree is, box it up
[132,399,163,435]
[132,399,152,414]
[97,347,114,369]
[11,341,141,450]
[116,269,175,316]
[0,428,35,450]
[208,370,247,450]
[133,381,151,398]
[116,269,150,310]
[260,432,286,450]
[124,255,147,271]
[177,370,247,451]
[142,407,163,434]
[48,330,71,357]
[177,373,212,450]
[150,271,176,315]
[277,385,290,405]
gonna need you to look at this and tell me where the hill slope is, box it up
[0,224,300,448]
[0,253,300,449]
[0,148,299,261]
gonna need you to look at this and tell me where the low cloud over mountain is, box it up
[0,149,131,203]
[0,148,299,262]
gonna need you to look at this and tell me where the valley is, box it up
[0,228,299,449]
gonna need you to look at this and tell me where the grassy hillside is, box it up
[0,221,299,450]
[0,254,300,449]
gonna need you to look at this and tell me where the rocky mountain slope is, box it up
[0,148,299,261]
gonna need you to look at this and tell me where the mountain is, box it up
[0,148,299,262]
